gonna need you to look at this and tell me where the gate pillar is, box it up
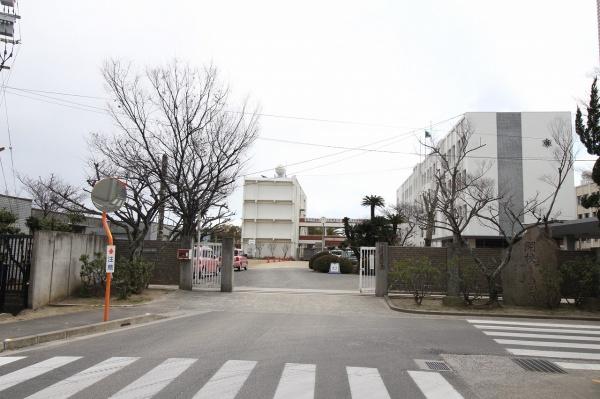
[221,237,234,292]
[375,242,389,297]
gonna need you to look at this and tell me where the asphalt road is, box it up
[0,266,599,398]
[235,263,357,291]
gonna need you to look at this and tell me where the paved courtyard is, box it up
[235,261,359,292]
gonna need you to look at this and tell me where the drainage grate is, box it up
[512,358,566,374]
[424,361,451,371]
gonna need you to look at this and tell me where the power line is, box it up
[2,84,465,131]
[256,136,597,162]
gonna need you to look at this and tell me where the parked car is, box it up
[329,249,343,257]
[195,246,221,276]
[234,248,248,271]
[343,250,358,264]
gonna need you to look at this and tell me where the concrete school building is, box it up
[241,167,307,259]
[397,112,576,248]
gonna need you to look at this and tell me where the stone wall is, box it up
[115,240,184,285]
[29,231,105,309]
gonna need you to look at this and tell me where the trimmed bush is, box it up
[389,257,439,305]
[312,254,353,274]
[308,251,330,269]
[79,253,154,299]
[560,258,600,307]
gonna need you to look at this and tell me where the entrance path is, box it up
[236,261,358,291]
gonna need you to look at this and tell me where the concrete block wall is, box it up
[115,240,183,285]
[387,246,505,293]
[29,231,105,309]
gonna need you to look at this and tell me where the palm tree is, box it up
[361,195,385,220]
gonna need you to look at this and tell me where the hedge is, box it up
[309,251,330,269]
[312,255,353,274]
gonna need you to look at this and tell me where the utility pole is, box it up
[0,0,20,71]
[156,154,168,241]
[597,0,600,62]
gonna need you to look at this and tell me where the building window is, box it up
[577,196,581,205]
[578,214,583,219]
[585,213,590,218]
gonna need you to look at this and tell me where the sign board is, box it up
[369,254,375,270]
[177,249,191,260]
[91,177,127,213]
[248,239,256,245]
[106,245,116,273]
[328,262,340,274]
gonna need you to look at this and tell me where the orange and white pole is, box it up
[102,211,113,322]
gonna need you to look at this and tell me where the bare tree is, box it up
[102,60,259,244]
[417,121,499,296]
[18,174,85,218]
[469,119,575,303]
[281,243,290,259]
[419,185,439,247]
[385,203,419,246]
[268,242,278,258]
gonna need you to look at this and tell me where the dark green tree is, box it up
[361,195,385,220]
[576,77,600,220]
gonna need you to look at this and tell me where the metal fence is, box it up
[0,235,32,314]
[192,242,222,290]
[359,247,376,294]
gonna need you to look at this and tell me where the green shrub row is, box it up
[308,251,330,269]
[312,254,353,274]
[79,253,154,299]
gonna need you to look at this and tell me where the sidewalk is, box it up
[0,288,182,341]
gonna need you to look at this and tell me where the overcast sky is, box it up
[3,1,599,222]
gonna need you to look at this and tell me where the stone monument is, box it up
[501,226,561,308]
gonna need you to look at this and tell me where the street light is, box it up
[320,216,326,251]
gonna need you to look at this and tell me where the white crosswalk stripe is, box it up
[346,366,391,399]
[192,359,257,399]
[467,319,600,368]
[273,363,316,399]
[110,358,196,399]
[407,370,464,399]
[0,356,81,392]
[0,355,468,398]
[26,357,138,399]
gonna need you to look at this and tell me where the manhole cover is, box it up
[512,358,566,374]
[414,359,452,372]
[425,361,451,371]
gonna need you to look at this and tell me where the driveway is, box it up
[235,261,358,291]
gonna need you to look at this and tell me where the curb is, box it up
[384,295,600,321]
[1,313,167,351]
[48,303,146,308]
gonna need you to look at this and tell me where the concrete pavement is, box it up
[0,264,598,397]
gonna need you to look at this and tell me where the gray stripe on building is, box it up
[496,112,524,235]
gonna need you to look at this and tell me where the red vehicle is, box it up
[196,246,221,276]
[234,248,248,271]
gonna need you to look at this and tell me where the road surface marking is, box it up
[0,356,81,392]
[407,371,463,399]
[467,319,600,329]
[27,357,138,399]
[507,349,600,360]
[192,360,256,399]
[273,363,316,399]
[0,357,25,367]
[473,325,600,335]
[495,339,600,350]
[346,366,391,399]
[110,358,196,399]
[554,362,600,370]
[483,331,600,341]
